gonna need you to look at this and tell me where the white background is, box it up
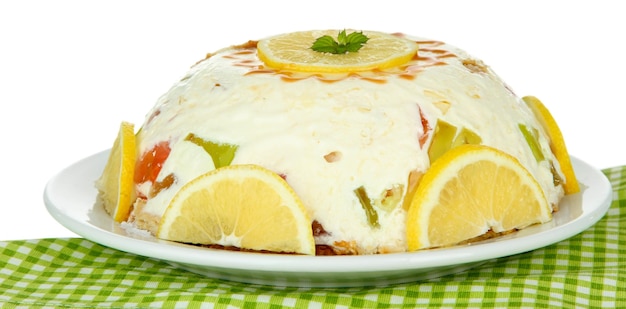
[1,1,624,241]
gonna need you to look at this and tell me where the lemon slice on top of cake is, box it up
[257,29,418,72]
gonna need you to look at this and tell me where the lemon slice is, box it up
[157,164,315,255]
[406,145,552,251]
[95,121,136,222]
[257,30,418,73]
[523,96,579,194]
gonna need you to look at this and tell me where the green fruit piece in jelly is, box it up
[518,124,545,162]
[428,119,482,164]
[452,127,482,148]
[428,120,457,164]
[354,186,380,228]
[377,184,404,212]
[184,133,238,169]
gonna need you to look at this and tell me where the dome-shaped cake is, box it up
[96,30,575,255]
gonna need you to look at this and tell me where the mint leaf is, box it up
[311,35,339,53]
[345,32,369,52]
[311,30,369,54]
[337,29,348,45]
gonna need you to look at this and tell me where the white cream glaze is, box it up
[134,34,564,254]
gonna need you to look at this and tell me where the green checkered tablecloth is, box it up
[2,167,626,308]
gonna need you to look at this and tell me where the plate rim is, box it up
[44,150,613,274]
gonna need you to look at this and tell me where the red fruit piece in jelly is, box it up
[134,141,171,185]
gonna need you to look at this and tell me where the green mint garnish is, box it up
[311,30,369,54]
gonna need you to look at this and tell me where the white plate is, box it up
[44,150,612,287]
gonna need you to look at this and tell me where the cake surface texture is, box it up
[97,30,572,255]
